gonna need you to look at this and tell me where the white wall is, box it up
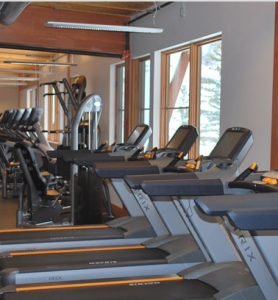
[131,2,275,169]
[70,55,120,142]
[0,87,19,112]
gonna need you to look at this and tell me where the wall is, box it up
[0,87,19,112]
[70,55,120,142]
[131,2,275,169]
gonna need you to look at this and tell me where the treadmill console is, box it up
[207,127,253,166]
[117,124,152,151]
[166,125,198,151]
[156,125,198,158]
[176,127,253,172]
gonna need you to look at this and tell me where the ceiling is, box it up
[30,2,156,20]
[0,49,59,87]
[0,1,157,87]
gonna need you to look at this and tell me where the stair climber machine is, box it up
[0,150,271,299]
[40,76,104,185]
[40,75,87,149]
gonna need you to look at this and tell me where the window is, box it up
[161,37,222,156]
[162,48,190,143]
[115,63,125,143]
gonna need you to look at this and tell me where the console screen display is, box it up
[209,131,246,158]
[126,126,145,145]
[166,128,189,149]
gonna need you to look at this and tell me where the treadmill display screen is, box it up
[166,128,189,149]
[209,131,246,158]
[126,126,145,145]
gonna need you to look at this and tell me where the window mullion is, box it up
[160,52,168,147]
[189,43,201,158]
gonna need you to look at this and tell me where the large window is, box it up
[161,37,222,156]
[115,63,125,143]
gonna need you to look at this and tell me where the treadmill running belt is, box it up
[0,248,168,270]
[0,227,124,245]
[1,279,217,300]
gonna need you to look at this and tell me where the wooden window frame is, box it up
[160,35,222,157]
[115,63,126,143]
[137,56,151,125]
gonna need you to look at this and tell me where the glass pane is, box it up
[116,64,125,143]
[139,58,151,126]
[144,60,151,109]
[143,109,150,125]
[52,93,55,124]
[121,67,125,109]
[116,110,125,143]
[167,49,190,140]
[167,108,189,140]
[117,66,125,110]
[199,40,222,155]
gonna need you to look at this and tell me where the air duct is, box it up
[0,2,29,25]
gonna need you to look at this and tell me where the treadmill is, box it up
[93,126,253,217]
[81,125,198,225]
[48,123,152,163]
[0,125,198,253]
[0,166,266,299]
[195,190,278,300]
[0,130,256,287]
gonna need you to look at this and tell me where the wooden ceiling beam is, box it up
[0,53,52,61]
[0,6,127,56]
[0,49,55,58]
[31,2,152,17]
[0,63,38,71]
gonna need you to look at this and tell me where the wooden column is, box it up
[271,3,278,168]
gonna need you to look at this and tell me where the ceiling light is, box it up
[46,21,163,34]
[3,60,77,67]
[0,69,53,75]
[0,76,39,81]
